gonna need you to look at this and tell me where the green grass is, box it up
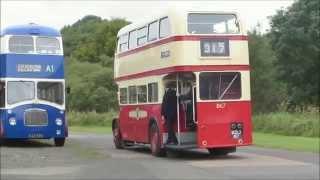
[254,132,319,153]
[69,126,112,134]
[253,111,319,137]
[67,111,116,127]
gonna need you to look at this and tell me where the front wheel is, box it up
[149,123,166,157]
[54,138,65,147]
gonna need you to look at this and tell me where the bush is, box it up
[67,111,117,127]
[253,112,319,137]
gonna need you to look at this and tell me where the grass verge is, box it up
[254,132,319,153]
[69,126,112,134]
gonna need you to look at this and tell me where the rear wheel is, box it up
[112,120,124,149]
[54,138,65,147]
[149,123,166,157]
[208,147,236,156]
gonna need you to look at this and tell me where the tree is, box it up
[249,30,286,113]
[62,16,130,112]
[269,0,320,109]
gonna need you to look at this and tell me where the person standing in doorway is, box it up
[161,83,178,145]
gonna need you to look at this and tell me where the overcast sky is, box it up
[1,0,294,33]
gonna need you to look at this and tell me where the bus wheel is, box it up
[54,138,65,147]
[149,123,166,157]
[207,147,236,156]
[112,120,124,149]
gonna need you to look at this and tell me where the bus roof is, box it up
[1,24,61,37]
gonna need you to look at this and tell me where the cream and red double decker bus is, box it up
[113,10,252,156]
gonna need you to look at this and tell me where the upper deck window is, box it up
[137,26,147,46]
[129,30,137,49]
[148,21,158,42]
[36,37,61,54]
[9,36,34,53]
[119,34,128,52]
[188,14,240,34]
[160,17,170,38]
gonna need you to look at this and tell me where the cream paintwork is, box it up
[115,40,249,78]
[115,10,250,105]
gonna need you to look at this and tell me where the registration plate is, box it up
[28,133,44,138]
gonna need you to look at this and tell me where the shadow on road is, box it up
[122,145,247,160]
[0,139,53,148]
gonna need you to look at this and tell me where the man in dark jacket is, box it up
[161,87,178,144]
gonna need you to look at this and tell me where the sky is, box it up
[1,0,294,33]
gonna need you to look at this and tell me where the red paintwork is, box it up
[115,65,250,81]
[118,100,252,149]
[116,35,248,58]
[119,103,190,144]
[197,101,252,148]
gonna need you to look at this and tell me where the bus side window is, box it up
[119,88,128,104]
[129,30,137,49]
[119,34,129,52]
[148,21,159,42]
[137,85,147,103]
[137,26,147,46]
[159,17,170,38]
[148,83,158,103]
[0,82,5,107]
[128,86,137,104]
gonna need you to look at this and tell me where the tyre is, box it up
[112,120,124,149]
[149,123,166,157]
[208,147,236,156]
[54,138,65,147]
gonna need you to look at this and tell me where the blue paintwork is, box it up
[0,104,67,139]
[1,24,60,37]
[0,54,64,79]
[0,24,67,140]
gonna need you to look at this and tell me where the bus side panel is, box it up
[197,101,252,148]
[119,105,137,141]
[0,109,6,137]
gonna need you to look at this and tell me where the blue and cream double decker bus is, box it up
[0,24,68,146]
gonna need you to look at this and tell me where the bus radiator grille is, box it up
[24,109,48,126]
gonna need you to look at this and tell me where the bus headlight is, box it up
[55,118,63,126]
[9,117,17,126]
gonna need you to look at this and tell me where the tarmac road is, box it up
[0,133,319,180]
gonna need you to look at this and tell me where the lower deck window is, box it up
[148,83,158,102]
[128,86,137,104]
[137,85,147,103]
[199,72,241,100]
[119,88,128,104]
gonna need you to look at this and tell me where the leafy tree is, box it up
[249,30,287,113]
[62,16,129,112]
[269,0,320,109]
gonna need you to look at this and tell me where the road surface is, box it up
[1,133,319,180]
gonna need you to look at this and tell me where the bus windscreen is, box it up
[7,81,35,105]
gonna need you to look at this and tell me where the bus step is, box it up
[164,142,197,149]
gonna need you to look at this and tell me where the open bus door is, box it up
[163,72,197,148]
